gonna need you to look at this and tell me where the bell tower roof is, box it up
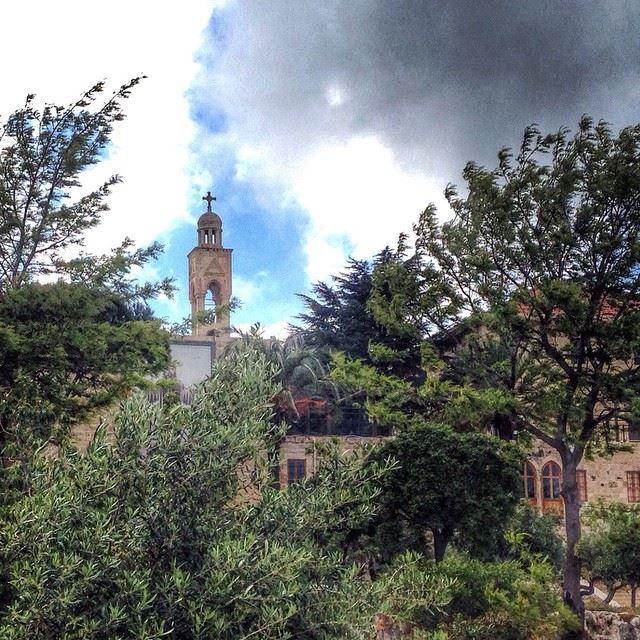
[195,191,223,248]
[197,210,222,228]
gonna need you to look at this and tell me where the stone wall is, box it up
[586,611,640,639]
[277,434,385,487]
[528,440,640,511]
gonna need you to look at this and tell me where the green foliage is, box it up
[0,80,177,463]
[1,342,393,639]
[0,81,177,458]
[369,423,524,562]
[0,79,171,299]
[168,299,242,337]
[296,248,429,376]
[63,238,174,305]
[410,118,640,615]
[296,255,384,362]
[507,503,565,570]
[374,552,457,634]
[421,118,640,451]
[434,553,578,639]
[371,552,577,639]
[0,282,169,454]
[223,328,337,427]
[579,501,640,606]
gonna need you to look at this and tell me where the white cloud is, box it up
[260,320,292,341]
[232,320,291,341]
[292,136,448,282]
[0,0,216,256]
[233,275,260,306]
[197,16,451,286]
[200,128,449,284]
[325,84,347,107]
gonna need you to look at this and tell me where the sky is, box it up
[2,1,640,338]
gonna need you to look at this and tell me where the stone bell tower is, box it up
[188,191,233,341]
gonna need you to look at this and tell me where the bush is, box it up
[507,502,565,570]
[373,551,578,639]
[1,343,391,639]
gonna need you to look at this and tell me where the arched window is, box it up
[523,461,537,505]
[542,461,563,514]
[204,289,216,311]
[203,281,221,323]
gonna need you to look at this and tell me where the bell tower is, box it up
[188,191,233,339]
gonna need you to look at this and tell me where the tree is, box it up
[1,340,577,639]
[370,423,523,563]
[296,249,424,372]
[0,78,169,299]
[1,341,396,639]
[418,117,640,618]
[0,80,177,619]
[299,246,452,437]
[507,503,565,571]
[579,502,640,607]
[0,282,169,458]
[0,81,174,454]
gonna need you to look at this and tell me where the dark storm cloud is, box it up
[204,0,640,181]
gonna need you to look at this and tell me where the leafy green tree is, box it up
[431,552,578,639]
[0,81,176,452]
[296,249,425,371]
[373,550,577,639]
[0,341,396,639]
[1,339,576,639]
[0,81,176,616]
[579,502,640,607]
[0,79,170,299]
[297,256,379,360]
[416,118,640,617]
[0,282,169,457]
[369,423,523,563]
[507,503,565,571]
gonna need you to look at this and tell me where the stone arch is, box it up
[203,280,223,320]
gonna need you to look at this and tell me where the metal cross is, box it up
[202,191,216,212]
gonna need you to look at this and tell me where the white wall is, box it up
[169,340,214,388]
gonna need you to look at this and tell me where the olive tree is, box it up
[1,343,396,638]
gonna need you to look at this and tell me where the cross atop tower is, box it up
[202,191,216,212]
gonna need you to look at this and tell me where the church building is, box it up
[169,193,640,509]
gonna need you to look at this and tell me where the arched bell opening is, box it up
[198,228,217,246]
[203,280,222,324]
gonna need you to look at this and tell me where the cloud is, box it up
[292,136,447,281]
[0,0,216,257]
[233,275,261,306]
[233,320,291,341]
[194,0,640,285]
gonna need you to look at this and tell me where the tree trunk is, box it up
[632,585,637,609]
[604,583,619,604]
[561,455,585,623]
[432,527,451,563]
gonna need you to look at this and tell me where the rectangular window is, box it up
[629,422,640,442]
[617,421,640,442]
[627,471,640,503]
[287,459,306,486]
[577,469,588,503]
